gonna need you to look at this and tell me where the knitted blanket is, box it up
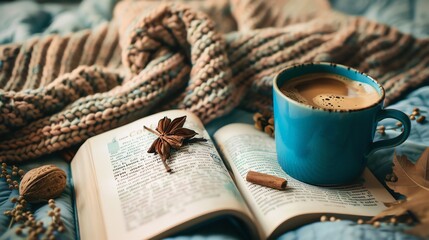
[1,0,429,163]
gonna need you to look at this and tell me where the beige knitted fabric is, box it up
[0,0,429,163]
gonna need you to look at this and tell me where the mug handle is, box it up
[367,109,411,156]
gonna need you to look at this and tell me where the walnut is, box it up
[19,165,67,203]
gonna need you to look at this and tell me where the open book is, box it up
[71,110,394,239]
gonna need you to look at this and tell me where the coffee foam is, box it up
[280,89,311,105]
[280,73,380,110]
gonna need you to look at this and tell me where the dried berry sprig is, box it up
[253,111,274,137]
[0,162,25,189]
[319,214,415,228]
[376,124,404,136]
[6,198,66,240]
[144,116,206,172]
[409,108,426,123]
[377,107,426,135]
[377,125,387,136]
[45,199,66,240]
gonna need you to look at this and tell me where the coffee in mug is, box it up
[279,73,380,110]
[273,63,411,185]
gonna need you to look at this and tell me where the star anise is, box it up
[144,116,206,172]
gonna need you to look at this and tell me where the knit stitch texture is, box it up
[0,0,429,163]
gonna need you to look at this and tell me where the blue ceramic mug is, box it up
[273,62,411,185]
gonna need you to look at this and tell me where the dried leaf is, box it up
[413,147,429,181]
[372,200,408,222]
[395,149,429,191]
[401,190,429,221]
[383,200,406,208]
[387,154,423,196]
[163,135,185,149]
[154,139,170,162]
[373,191,429,222]
[167,116,186,132]
[171,128,197,138]
[159,140,170,160]
[156,116,170,134]
[373,148,429,237]
[147,138,160,154]
[145,116,206,172]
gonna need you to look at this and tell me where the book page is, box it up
[72,143,107,240]
[214,123,394,238]
[73,110,255,240]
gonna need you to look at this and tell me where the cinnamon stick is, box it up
[246,171,287,190]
